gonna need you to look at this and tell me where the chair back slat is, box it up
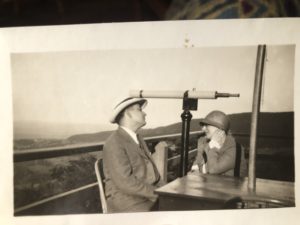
[95,158,108,213]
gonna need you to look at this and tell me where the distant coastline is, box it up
[13,121,115,140]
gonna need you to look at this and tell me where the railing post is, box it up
[152,145,168,183]
[179,91,196,177]
[179,109,192,177]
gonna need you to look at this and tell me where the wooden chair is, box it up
[234,142,248,177]
[94,158,108,213]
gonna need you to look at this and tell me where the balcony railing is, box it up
[13,131,293,215]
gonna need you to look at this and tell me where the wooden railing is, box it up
[14,131,203,163]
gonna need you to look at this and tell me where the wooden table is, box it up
[155,173,295,211]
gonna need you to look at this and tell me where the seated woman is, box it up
[192,110,247,177]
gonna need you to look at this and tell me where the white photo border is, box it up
[0,18,299,225]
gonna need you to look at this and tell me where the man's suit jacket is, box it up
[102,127,160,212]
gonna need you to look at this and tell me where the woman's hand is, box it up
[209,129,226,149]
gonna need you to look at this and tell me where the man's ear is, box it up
[124,107,132,119]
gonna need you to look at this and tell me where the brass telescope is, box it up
[130,90,240,99]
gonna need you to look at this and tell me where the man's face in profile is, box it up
[126,103,147,128]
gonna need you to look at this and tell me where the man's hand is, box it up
[149,194,158,202]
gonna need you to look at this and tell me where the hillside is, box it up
[67,112,294,145]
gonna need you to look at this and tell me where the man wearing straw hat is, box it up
[103,97,165,212]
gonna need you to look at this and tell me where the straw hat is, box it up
[110,97,147,123]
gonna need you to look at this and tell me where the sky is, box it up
[11,45,295,138]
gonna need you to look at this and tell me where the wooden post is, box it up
[152,145,168,183]
[248,45,266,192]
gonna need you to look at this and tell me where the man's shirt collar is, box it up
[120,126,139,144]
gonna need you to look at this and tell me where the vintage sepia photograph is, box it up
[0,18,299,225]
[11,45,295,215]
